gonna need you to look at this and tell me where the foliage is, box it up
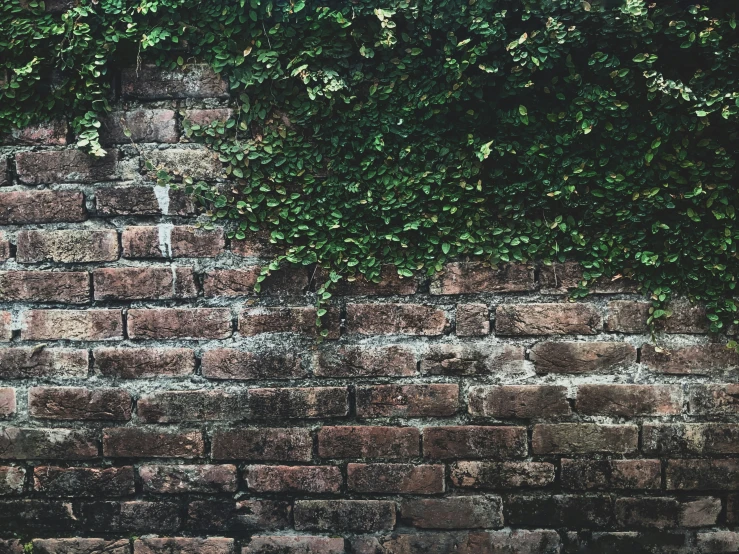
[2,0,739,336]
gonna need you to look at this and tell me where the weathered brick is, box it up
[505,495,614,528]
[103,428,204,458]
[487,530,562,554]
[356,384,458,417]
[0,500,77,531]
[16,149,118,184]
[33,466,135,497]
[137,390,248,422]
[294,500,396,532]
[660,300,709,333]
[134,538,234,554]
[456,303,490,336]
[140,464,238,494]
[96,186,194,216]
[33,539,130,554]
[0,232,10,262]
[530,341,635,374]
[689,384,739,415]
[249,387,348,419]
[29,387,131,421]
[0,466,25,495]
[239,307,337,338]
[203,268,260,296]
[346,303,448,335]
[666,459,739,490]
[101,109,178,144]
[615,496,720,529]
[0,541,24,554]
[450,461,555,489]
[0,156,7,187]
[539,261,638,294]
[230,232,282,258]
[81,500,180,532]
[729,495,739,525]
[399,496,503,529]
[420,344,524,376]
[2,120,68,145]
[246,465,342,494]
[211,428,312,461]
[561,459,661,490]
[641,343,739,375]
[0,389,15,419]
[573,532,689,554]
[202,348,306,380]
[128,308,232,339]
[0,190,86,224]
[0,311,10,342]
[423,426,528,460]
[182,108,234,128]
[0,271,89,303]
[23,310,123,341]
[468,385,571,418]
[315,345,417,377]
[145,148,222,180]
[431,262,534,294]
[318,426,420,460]
[605,301,650,333]
[122,64,228,99]
[16,229,118,263]
[0,348,88,379]
[576,384,683,416]
[532,424,638,454]
[347,463,444,494]
[94,347,195,378]
[352,531,552,554]
[243,536,344,554]
[696,531,739,553]
[121,226,164,258]
[642,423,739,455]
[495,303,601,335]
[93,267,197,300]
[332,265,417,296]
[186,499,291,532]
[170,225,225,257]
[0,427,98,459]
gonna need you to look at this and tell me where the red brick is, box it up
[96,186,194,216]
[348,463,444,494]
[0,348,88,379]
[294,500,396,532]
[3,120,68,145]
[203,268,260,296]
[101,109,177,144]
[642,423,739,455]
[0,311,11,341]
[0,466,25,495]
[182,108,233,128]
[0,388,15,419]
[103,428,204,458]
[456,303,490,336]
[666,459,739,490]
[317,426,420,459]
[248,387,348,419]
[399,496,503,529]
[137,390,248,423]
[81,500,181,532]
[29,387,131,421]
[140,464,238,494]
[246,465,342,494]
[315,345,417,377]
[230,232,282,258]
[615,496,720,529]
[430,262,534,294]
[23,309,123,341]
[0,428,98,460]
[0,232,9,262]
[93,267,197,300]
[423,426,527,460]
[331,265,417,296]
[94,347,195,378]
[243,536,344,554]
[539,261,639,294]
[561,459,661,490]
[128,308,232,339]
[468,385,571,418]
[450,461,555,489]
[145,148,222,180]
[0,190,86,224]
[532,424,638,454]
[211,428,312,461]
[170,225,225,257]
[122,64,228,99]
[356,384,458,417]
[660,300,709,333]
[420,344,524,376]
[0,271,89,303]
[33,466,135,497]
[605,301,650,333]
[134,538,234,554]
[505,495,614,528]
[239,306,338,338]
[16,149,118,184]
[576,384,683,416]
[33,539,131,554]
[495,303,601,335]
[16,230,118,263]
[530,341,636,374]
[202,348,306,380]
[121,226,164,258]
[689,384,739,415]
[351,532,515,554]
[346,303,448,335]
[641,343,739,375]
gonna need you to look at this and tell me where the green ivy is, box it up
[2,0,738,339]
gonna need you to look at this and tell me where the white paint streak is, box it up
[158,223,173,258]
[153,183,171,215]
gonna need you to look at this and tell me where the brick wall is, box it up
[1,64,738,554]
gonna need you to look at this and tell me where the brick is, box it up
[145,148,222,180]
[0,467,25,496]
[333,265,417,296]
[0,348,88,379]
[576,384,683,416]
[351,532,506,554]
[315,345,416,377]
[249,387,348,419]
[93,267,197,300]
[666,459,739,490]
[186,499,291,532]
[122,64,228,99]
[495,303,601,335]
[456,304,490,336]
[696,531,739,553]
[33,466,135,497]
[420,344,524,376]
[2,120,68,145]
[239,307,337,338]
[128,308,232,339]
[615,496,720,529]
[0,500,77,531]
[348,463,444,494]
[430,262,534,294]
[94,347,195,378]
[532,424,638,454]
[230,232,282,258]
[29,387,131,421]
[96,186,194,216]
[81,500,180,532]
[16,149,118,184]
[211,428,312,461]
[505,495,614,528]
[0,541,23,554]
[246,465,342,494]
[729,495,739,525]
[689,384,739,415]
[182,108,233,128]
[642,423,739,455]
[121,226,164,258]
[134,538,234,554]
[399,496,503,529]
[317,426,420,459]
[346,303,448,335]
[660,300,709,333]
[574,532,689,554]
[357,384,458,417]
[137,390,248,422]
[101,109,178,144]
[641,343,739,375]
[605,301,650,333]
[0,311,10,341]
[16,230,118,263]
[0,428,97,459]
[0,271,89,303]
[450,461,555,489]
[539,261,638,294]
[530,341,636,374]
[140,464,237,494]
[203,268,260,296]
[0,156,7,186]
[103,428,203,458]
[170,225,225,257]
[561,459,661,490]
[0,389,15,419]
[33,539,130,554]
[0,190,86,224]
[294,500,396,532]
[243,536,344,554]
[423,426,527,460]
[0,233,9,262]
[201,348,306,380]
[486,530,562,554]
[468,385,570,418]
[23,310,123,341]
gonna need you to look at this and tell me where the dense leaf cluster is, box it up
[2,0,739,336]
